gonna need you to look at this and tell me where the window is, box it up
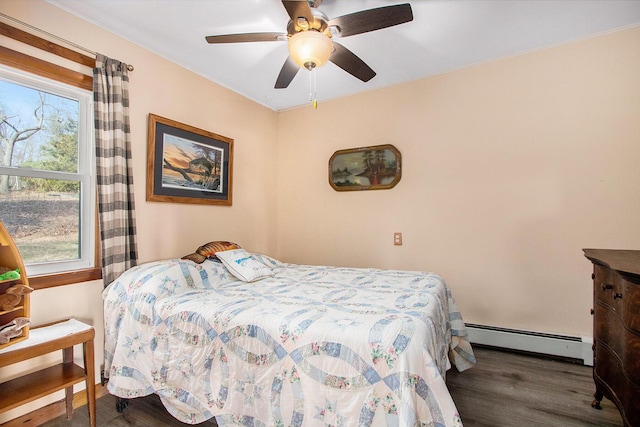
[0,65,95,277]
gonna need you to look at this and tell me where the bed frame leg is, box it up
[100,369,108,386]
[115,397,129,413]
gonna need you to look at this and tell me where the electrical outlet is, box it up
[394,232,402,246]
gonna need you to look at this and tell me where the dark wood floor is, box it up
[42,346,623,426]
[446,347,623,427]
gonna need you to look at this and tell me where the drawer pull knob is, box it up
[614,293,622,299]
[602,283,613,290]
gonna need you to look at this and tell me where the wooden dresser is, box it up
[583,249,640,427]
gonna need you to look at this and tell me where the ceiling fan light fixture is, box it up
[288,31,333,70]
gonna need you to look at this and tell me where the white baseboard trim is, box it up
[465,324,594,366]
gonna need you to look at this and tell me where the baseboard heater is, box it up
[465,323,593,366]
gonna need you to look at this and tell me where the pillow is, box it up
[216,249,274,282]
[181,241,241,264]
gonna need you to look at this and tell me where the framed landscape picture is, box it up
[329,144,401,191]
[146,114,233,205]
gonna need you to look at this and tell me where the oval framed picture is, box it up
[328,144,401,191]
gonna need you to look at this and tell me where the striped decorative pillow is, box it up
[181,241,241,264]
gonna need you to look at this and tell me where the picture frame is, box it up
[146,114,233,205]
[329,144,401,191]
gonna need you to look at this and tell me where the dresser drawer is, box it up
[594,265,619,311]
[615,273,640,334]
[594,304,640,384]
[594,342,640,427]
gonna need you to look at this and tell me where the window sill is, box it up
[29,268,102,290]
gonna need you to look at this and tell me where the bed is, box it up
[102,249,476,426]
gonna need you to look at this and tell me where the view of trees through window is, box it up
[0,78,81,264]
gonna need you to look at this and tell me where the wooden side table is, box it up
[0,318,96,427]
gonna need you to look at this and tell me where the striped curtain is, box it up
[93,54,138,287]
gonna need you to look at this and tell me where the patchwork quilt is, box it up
[103,254,476,426]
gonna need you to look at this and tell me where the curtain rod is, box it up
[0,12,134,71]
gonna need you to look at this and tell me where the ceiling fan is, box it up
[205,0,413,89]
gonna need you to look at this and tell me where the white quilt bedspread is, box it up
[103,254,476,426]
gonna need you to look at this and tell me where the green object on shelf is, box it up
[0,268,20,281]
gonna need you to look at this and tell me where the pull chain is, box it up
[308,68,318,109]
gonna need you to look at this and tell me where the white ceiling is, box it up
[47,0,640,111]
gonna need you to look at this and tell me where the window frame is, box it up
[0,66,96,277]
[0,21,101,289]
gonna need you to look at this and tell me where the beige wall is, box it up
[0,0,278,421]
[276,26,640,338]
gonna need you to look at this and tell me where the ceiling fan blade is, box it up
[205,33,286,44]
[275,56,300,89]
[328,3,413,38]
[329,42,376,82]
[282,0,314,26]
